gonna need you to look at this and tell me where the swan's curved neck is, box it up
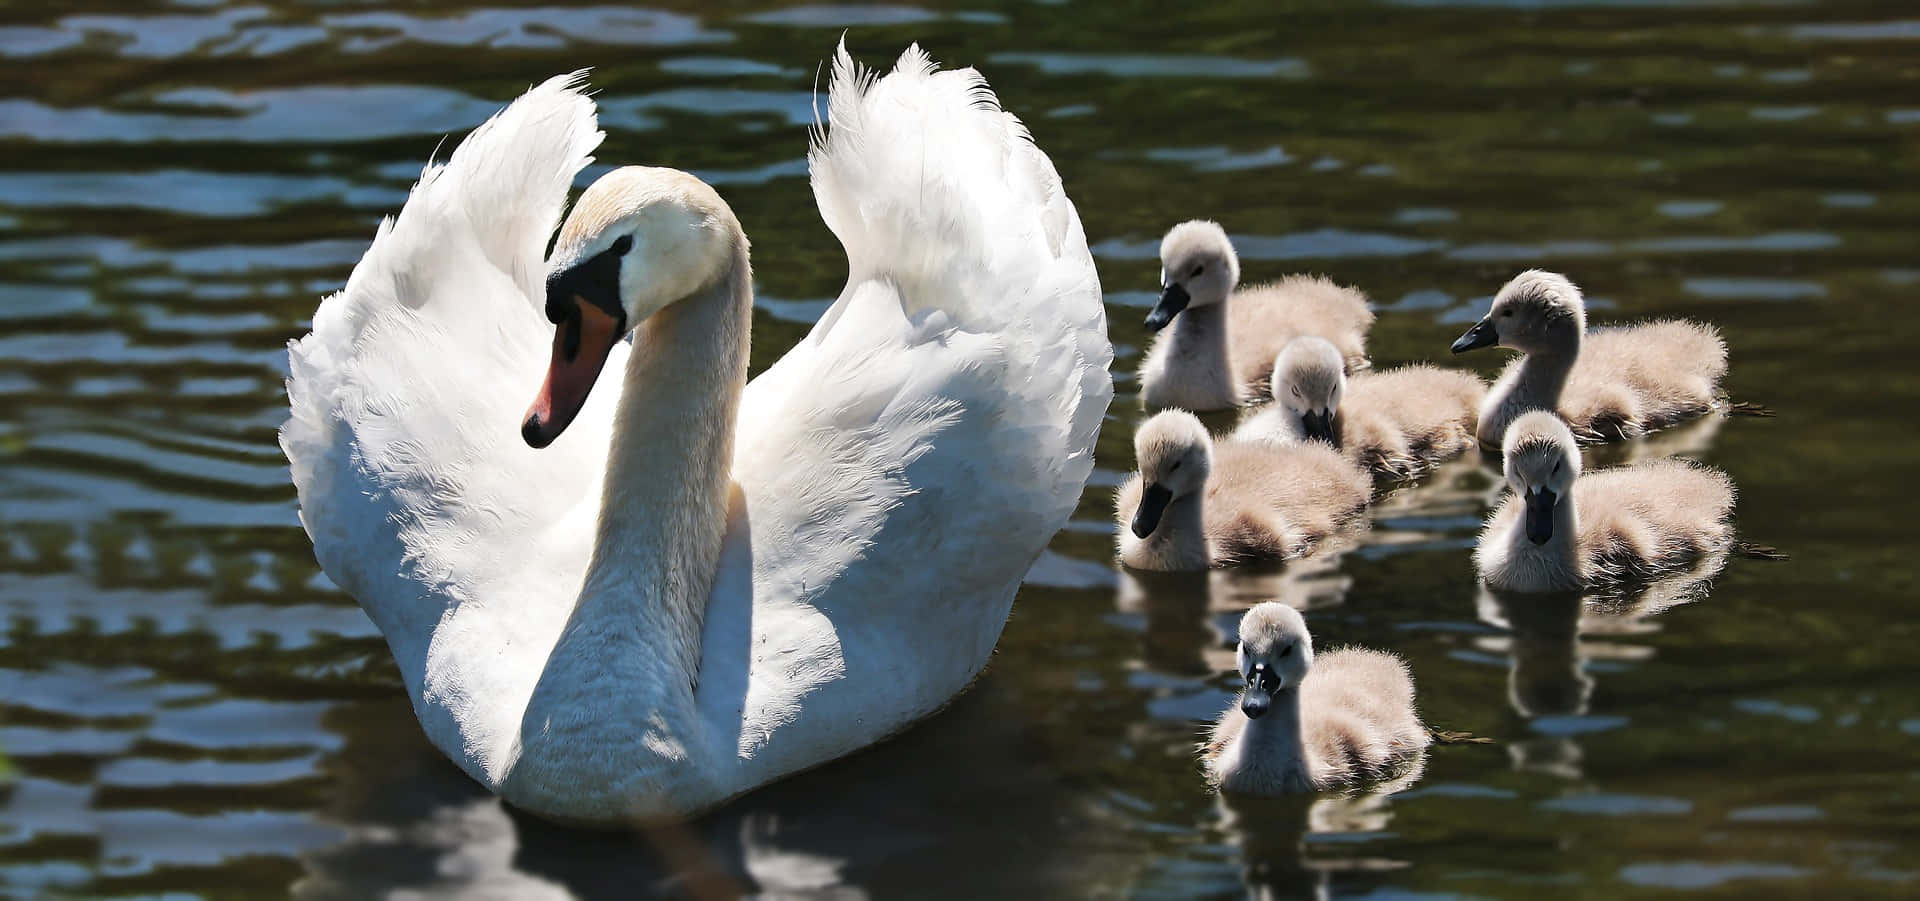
[584,237,752,683]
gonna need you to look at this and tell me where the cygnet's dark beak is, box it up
[1452,317,1498,354]
[1240,662,1277,718]
[1524,486,1558,545]
[1301,409,1340,446]
[1144,283,1190,332]
[1131,482,1174,539]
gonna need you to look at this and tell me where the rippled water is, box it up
[3,1,1917,897]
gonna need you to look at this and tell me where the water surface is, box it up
[3,0,1917,897]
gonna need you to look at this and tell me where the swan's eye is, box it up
[1552,460,1562,474]
[1502,309,1514,317]
[1190,264,1204,278]
[1169,460,1182,471]
[1277,644,1292,657]
[1290,386,1302,399]
[610,235,634,255]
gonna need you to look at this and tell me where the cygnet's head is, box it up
[1146,220,1241,332]
[1501,411,1582,545]
[524,166,744,448]
[1271,336,1347,447]
[1234,602,1315,719]
[1129,410,1213,539]
[1451,269,1587,356]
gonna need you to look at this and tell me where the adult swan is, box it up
[281,45,1112,824]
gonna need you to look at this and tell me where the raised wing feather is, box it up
[281,74,610,690]
[699,45,1111,766]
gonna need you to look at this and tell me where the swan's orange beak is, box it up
[522,297,622,448]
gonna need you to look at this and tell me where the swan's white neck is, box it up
[586,240,753,679]
[500,237,752,816]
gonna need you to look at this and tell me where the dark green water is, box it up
[3,1,1917,897]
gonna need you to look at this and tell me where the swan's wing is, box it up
[281,75,612,683]
[706,45,1111,751]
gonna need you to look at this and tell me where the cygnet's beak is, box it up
[1452,317,1498,354]
[1240,662,1277,718]
[1131,482,1174,539]
[1524,486,1558,545]
[523,292,625,449]
[1144,282,1190,332]
[1301,408,1340,446]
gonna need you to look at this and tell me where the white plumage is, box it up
[282,45,1111,823]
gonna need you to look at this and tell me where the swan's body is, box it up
[1235,336,1484,480]
[1476,412,1734,592]
[1204,603,1428,795]
[281,48,1111,823]
[1115,411,1370,571]
[1139,222,1372,411]
[1451,270,1726,447]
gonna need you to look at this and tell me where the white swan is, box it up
[280,46,1112,824]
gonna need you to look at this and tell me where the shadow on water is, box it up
[3,0,1919,897]
[297,682,1085,899]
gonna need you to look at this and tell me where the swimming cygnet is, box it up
[1203,602,1430,795]
[1476,411,1735,592]
[1235,336,1485,480]
[1140,221,1373,412]
[1116,410,1371,571]
[1451,270,1726,448]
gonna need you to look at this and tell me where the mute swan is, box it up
[1451,270,1726,448]
[1139,221,1373,411]
[280,46,1112,824]
[1235,336,1485,480]
[1203,603,1429,795]
[1115,411,1370,572]
[1476,412,1734,592]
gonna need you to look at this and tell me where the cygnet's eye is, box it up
[1190,264,1204,278]
[1552,460,1562,475]
[1277,644,1292,658]
[610,235,633,255]
[1169,460,1182,471]
[1502,308,1514,317]
[1290,386,1302,399]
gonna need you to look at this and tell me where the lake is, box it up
[2,1,1917,897]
